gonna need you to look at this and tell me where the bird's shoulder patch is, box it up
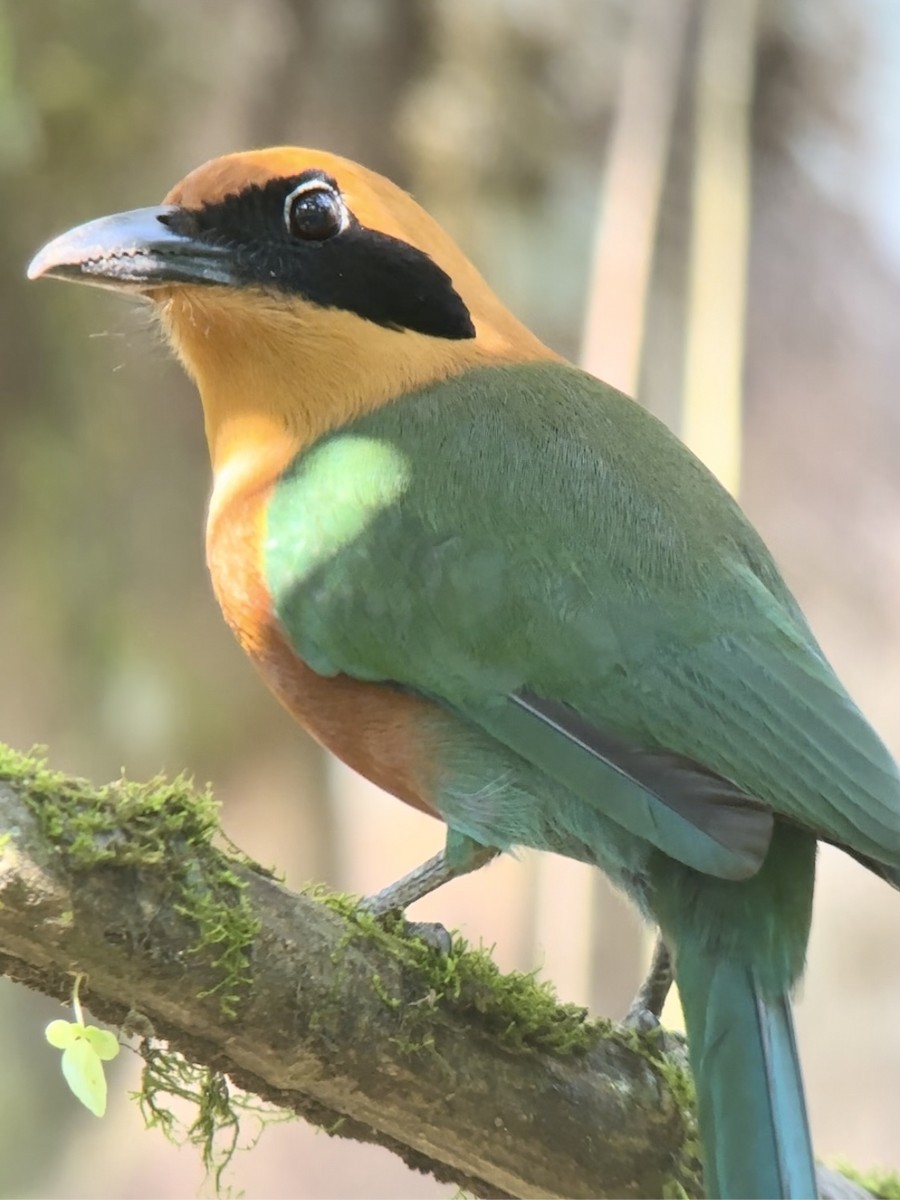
[206,469,441,818]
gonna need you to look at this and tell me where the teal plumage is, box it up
[267,360,900,1198]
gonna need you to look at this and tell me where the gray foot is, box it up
[404,920,454,954]
[623,936,672,1029]
[361,850,460,919]
[361,835,499,919]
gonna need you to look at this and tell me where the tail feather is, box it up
[677,944,817,1199]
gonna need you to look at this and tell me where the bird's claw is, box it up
[357,892,454,954]
[622,1003,661,1032]
[403,920,454,955]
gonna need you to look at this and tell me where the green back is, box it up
[264,361,900,876]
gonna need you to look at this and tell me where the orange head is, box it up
[28,147,555,478]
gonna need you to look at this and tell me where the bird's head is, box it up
[28,147,553,473]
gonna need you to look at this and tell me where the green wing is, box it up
[264,361,900,875]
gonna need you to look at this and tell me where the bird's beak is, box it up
[27,205,236,294]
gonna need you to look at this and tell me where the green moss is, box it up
[370,972,403,1011]
[308,885,603,1057]
[316,890,702,1192]
[833,1162,900,1200]
[136,1041,288,1195]
[432,939,601,1054]
[0,743,220,866]
[0,743,259,1017]
[654,1048,702,1197]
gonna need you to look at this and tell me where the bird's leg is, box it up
[363,851,463,917]
[363,829,498,915]
[361,830,498,950]
[624,935,673,1030]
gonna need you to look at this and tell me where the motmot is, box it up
[28,147,900,1199]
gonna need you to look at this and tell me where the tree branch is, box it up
[0,746,698,1198]
[0,747,878,1200]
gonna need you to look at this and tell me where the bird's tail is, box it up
[675,939,817,1199]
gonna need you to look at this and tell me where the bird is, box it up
[28,146,900,1199]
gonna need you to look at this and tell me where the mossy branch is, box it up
[0,745,883,1200]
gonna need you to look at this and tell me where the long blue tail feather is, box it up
[676,943,817,1199]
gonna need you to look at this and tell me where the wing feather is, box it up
[267,361,900,877]
[471,690,774,879]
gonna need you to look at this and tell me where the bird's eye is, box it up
[285,184,345,241]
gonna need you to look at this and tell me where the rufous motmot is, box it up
[29,147,900,1199]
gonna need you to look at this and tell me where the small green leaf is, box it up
[45,1018,77,1049]
[61,1037,108,1117]
[46,1002,119,1116]
[85,1026,120,1061]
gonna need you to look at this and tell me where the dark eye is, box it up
[285,184,345,241]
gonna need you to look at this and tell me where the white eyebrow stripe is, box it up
[282,177,350,234]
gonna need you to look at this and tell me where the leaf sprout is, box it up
[45,973,120,1117]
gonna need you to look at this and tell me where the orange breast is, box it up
[206,479,442,819]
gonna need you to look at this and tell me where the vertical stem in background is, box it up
[528,0,691,1017]
[549,0,756,1017]
[681,0,758,497]
[580,0,692,395]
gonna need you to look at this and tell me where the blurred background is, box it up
[2,0,900,1196]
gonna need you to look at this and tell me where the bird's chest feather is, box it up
[205,478,440,818]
